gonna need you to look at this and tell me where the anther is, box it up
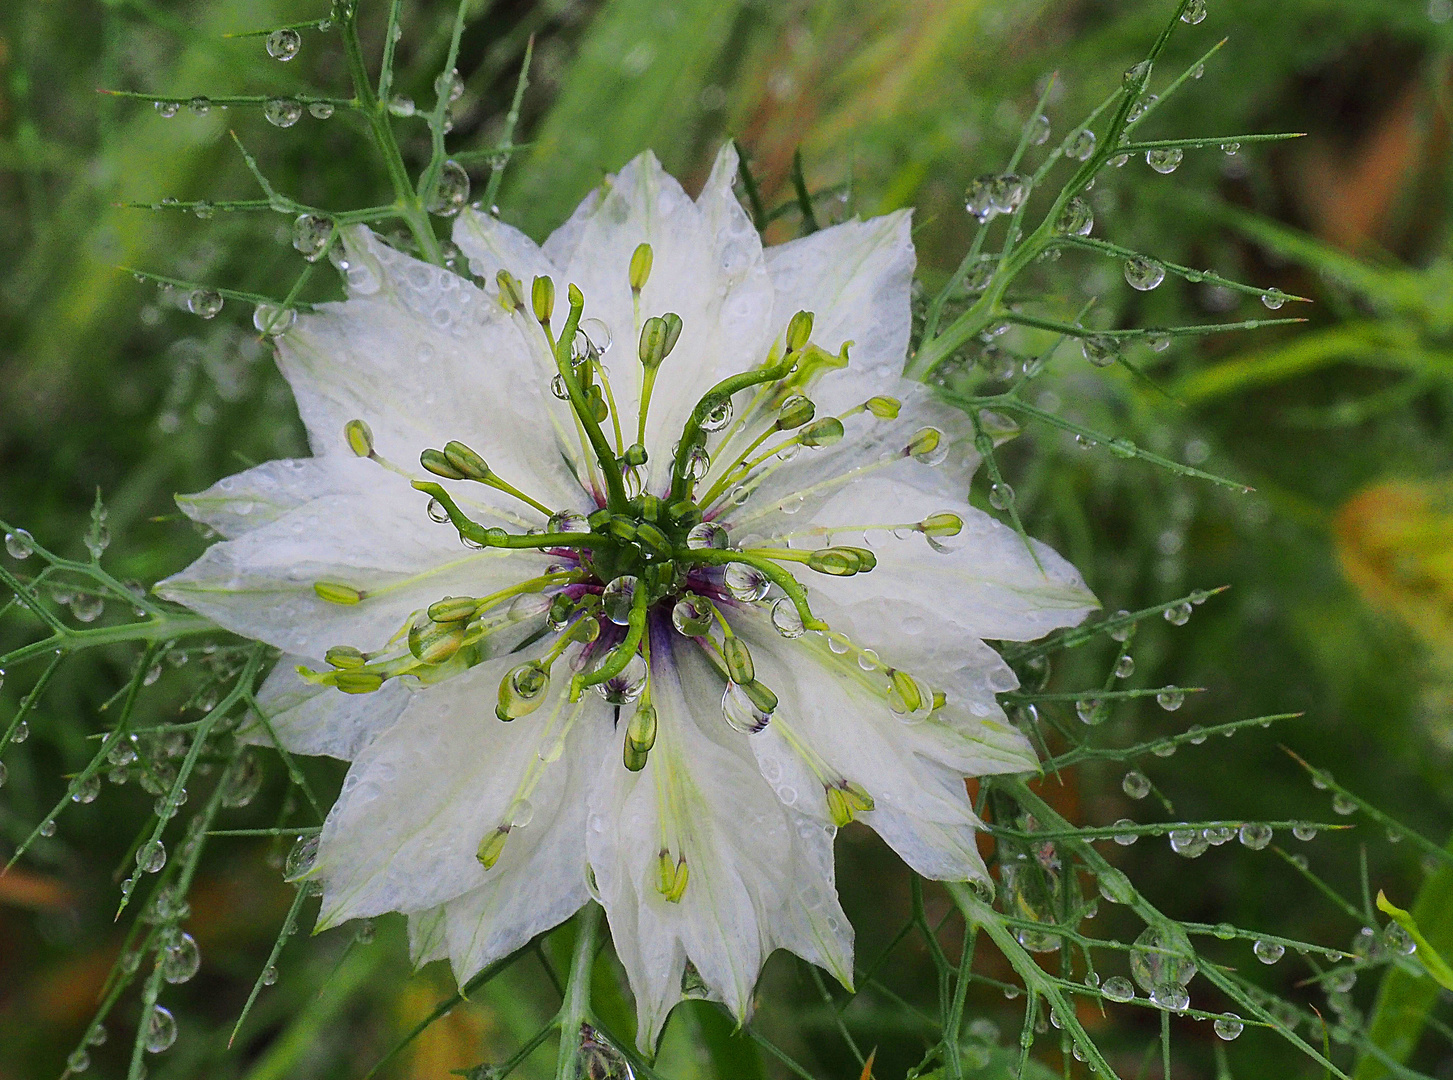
[919,512,964,538]
[723,637,755,684]
[325,645,367,669]
[638,313,683,369]
[344,418,374,458]
[776,395,816,430]
[427,595,479,622]
[476,826,509,868]
[624,443,649,467]
[420,448,468,480]
[799,417,845,447]
[806,548,866,576]
[741,679,778,715]
[888,669,926,714]
[865,396,901,419]
[656,850,689,902]
[313,581,364,605]
[442,440,490,481]
[785,310,814,352]
[335,671,384,694]
[629,243,653,293]
[825,780,875,827]
[496,661,550,721]
[906,427,942,459]
[495,270,524,312]
[408,616,467,664]
[531,275,555,324]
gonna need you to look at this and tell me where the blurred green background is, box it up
[2,0,1452,1077]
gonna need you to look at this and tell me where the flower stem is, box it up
[554,901,602,1080]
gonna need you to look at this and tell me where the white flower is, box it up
[157,146,1096,1046]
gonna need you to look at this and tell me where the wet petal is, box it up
[241,655,412,760]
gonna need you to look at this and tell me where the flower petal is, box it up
[175,457,357,540]
[763,210,915,414]
[278,226,586,513]
[589,619,851,1049]
[157,483,553,657]
[240,656,412,760]
[314,653,605,926]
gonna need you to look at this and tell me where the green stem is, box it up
[670,358,795,502]
[677,547,825,632]
[555,902,603,1080]
[1,613,217,668]
[553,292,630,512]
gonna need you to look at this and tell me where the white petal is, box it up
[157,483,552,657]
[589,623,851,1049]
[278,226,586,512]
[175,457,357,540]
[763,210,915,414]
[240,656,411,760]
[315,653,605,926]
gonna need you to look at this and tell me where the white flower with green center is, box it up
[158,146,1096,1045]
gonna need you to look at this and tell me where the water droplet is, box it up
[1292,823,1318,841]
[143,1005,178,1054]
[428,160,470,216]
[1261,289,1287,310]
[548,510,590,534]
[264,98,303,128]
[964,174,997,223]
[5,529,35,559]
[253,303,296,336]
[1156,687,1185,711]
[672,596,713,636]
[1331,793,1357,816]
[1169,827,1209,858]
[1056,196,1094,236]
[1122,770,1151,799]
[284,834,319,881]
[1146,147,1184,173]
[723,563,769,602]
[722,681,772,734]
[683,445,711,480]
[1253,939,1285,964]
[39,817,56,836]
[1123,60,1153,89]
[1124,255,1166,291]
[66,1049,91,1073]
[700,398,733,432]
[154,100,180,118]
[425,498,450,524]
[771,598,805,638]
[261,964,279,985]
[1214,1013,1243,1041]
[291,214,332,261]
[1068,129,1097,161]
[388,95,416,117]
[1081,335,1120,367]
[1146,331,1172,352]
[1220,141,1241,155]
[309,101,335,119]
[1131,924,1196,992]
[69,593,103,622]
[989,173,1029,214]
[602,576,639,625]
[72,774,100,804]
[1164,601,1192,626]
[161,932,201,983]
[508,797,535,828]
[135,840,166,874]
[266,27,301,61]
[184,287,223,319]
[1112,818,1138,845]
[1102,975,1135,1002]
[573,1023,634,1080]
[593,652,647,704]
[1076,696,1107,725]
[1028,114,1051,145]
[1237,822,1272,849]
[1114,655,1135,678]
[988,481,1015,510]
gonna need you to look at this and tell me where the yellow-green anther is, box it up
[723,636,755,684]
[443,440,491,481]
[586,385,609,423]
[627,703,658,753]
[776,395,815,430]
[567,283,584,309]
[932,690,947,711]
[656,851,689,902]
[420,448,468,480]
[608,515,638,541]
[807,548,863,576]
[531,275,555,323]
[865,395,901,419]
[325,645,367,669]
[562,616,601,646]
[427,595,479,622]
[496,270,524,312]
[638,314,682,369]
[826,780,876,826]
[840,546,877,571]
[623,742,650,772]
[920,512,963,538]
[785,310,814,352]
[799,417,845,447]
[314,581,364,605]
[476,827,509,868]
[624,444,649,467]
[335,670,384,694]
[344,418,374,457]
[408,617,466,664]
[496,661,550,721]
[629,242,653,292]
[742,679,778,715]
[888,668,926,714]
[907,426,941,458]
